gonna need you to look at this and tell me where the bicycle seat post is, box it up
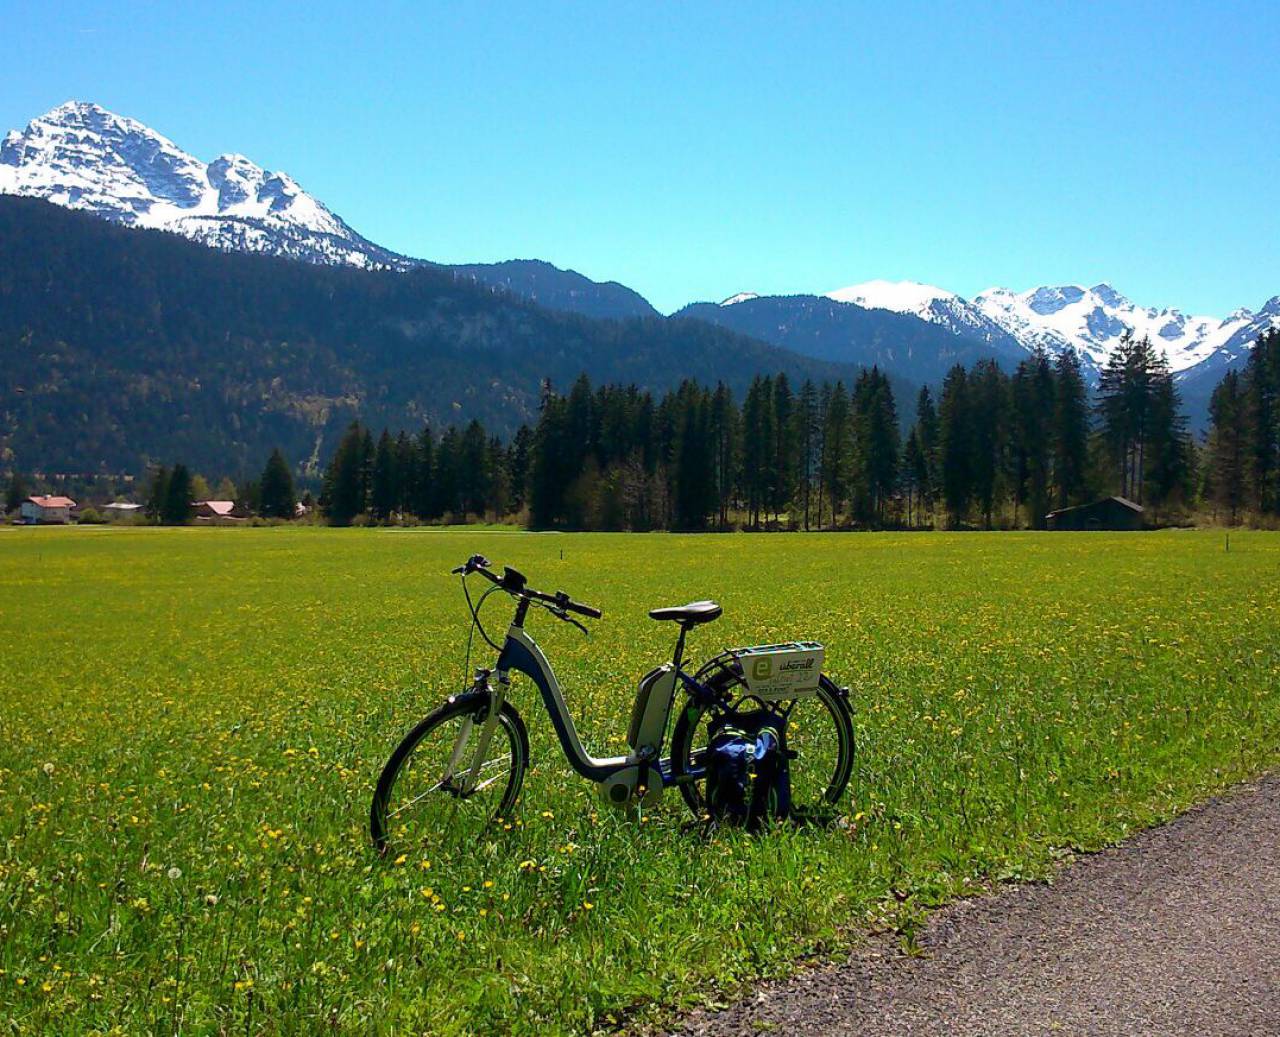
[672,623,690,670]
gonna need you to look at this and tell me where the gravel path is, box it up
[673,773,1280,1036]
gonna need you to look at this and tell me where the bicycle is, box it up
[370,555,855,852]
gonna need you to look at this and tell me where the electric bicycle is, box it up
[370,555,855,852]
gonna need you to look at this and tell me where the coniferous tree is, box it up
[259,448,296,519]
[855,368,898,521]
[1207,369,1246,524]
[436,426,462,518]
[487,437,511,518]
[370,430,398,522]
[1011,350,1054,528]
[710,383,739,530]
[508,425,532,514]
[673,383,716,530]
[529,394,569,527]
[459,420,491,517]
[913,386,940,519]
[740,377,770,528]
[358,428,375,514]
[5,471,29,514]
[794,380,819,529]
[821,381,852,526]
[394,431,416,516]
[902,427,926,527]
[938,365,973,527]
[1052,349,1090,508]
[162,464,193,525]
[323,422,367,526]
[1144,358,1191,519]
[412,424,435,520]
[146,465,170,523]
[1244,328,1280,515]
[969,360,1008,528]
[770,374,796,522]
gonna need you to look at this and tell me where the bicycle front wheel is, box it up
[670,671,854,824]
[370,691,529,854]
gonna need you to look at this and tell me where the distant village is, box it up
[13,494,311,525]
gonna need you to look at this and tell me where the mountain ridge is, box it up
[2,100,1275,413]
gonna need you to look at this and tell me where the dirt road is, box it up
[674,773,1280,1036]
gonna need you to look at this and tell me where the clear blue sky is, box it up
[3,1,1277,315]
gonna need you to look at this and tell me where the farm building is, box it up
[1045,496,1143,531]
[103,502,144,519]
[20,495,77,524]
[192,500,248,522]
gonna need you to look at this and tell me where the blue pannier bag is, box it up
[705,708,791,830]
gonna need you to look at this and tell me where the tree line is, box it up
[1204,329,1280,524]
[307,333,1207,530]
[21,330,1278,530]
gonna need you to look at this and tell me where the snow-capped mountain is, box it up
[971,283,1271,375]
[822,278,1279,380]
[826,280,1024,355]
[0,101,405,268]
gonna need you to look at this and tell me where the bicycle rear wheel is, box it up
[370,691,528,854]
[670,671,854,824]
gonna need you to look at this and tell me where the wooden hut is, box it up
[1045,496,1143,531]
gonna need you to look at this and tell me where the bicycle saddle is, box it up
[648,600,722,625]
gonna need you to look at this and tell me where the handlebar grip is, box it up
[565,600,602,619]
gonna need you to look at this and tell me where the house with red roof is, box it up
[20,495,77,524]
[192,500,249,522]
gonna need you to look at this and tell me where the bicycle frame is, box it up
[448,595,711,800]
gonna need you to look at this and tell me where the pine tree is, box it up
[459,420,491,516]
[146,465,170,523]
[1052,349,1089,508]
[914,386,940,517]
[412,424,435,520]
[508,425,532,514]
[370,430,398,522]
[673,383,715,530]
[857,368,898,522]
[530,393,570,528]
[902,427,925,527]
[741,377,770,528]
[1207,369,1246,524]
[1143,356,1191,518]
[938,365,972,527]
[794,380,819,529]
[770,374,796,522]
[710,383,739,530]
[5,471,29,514]
[436,426,462,518]
[1244,328,1280,515]
[969,360,1008,528]
[162,464,192,525]
[259,448,296,519]
[323,422,367,526]
[394,431,416,516]
[821,381,851,526]
[1011,350,1054,528]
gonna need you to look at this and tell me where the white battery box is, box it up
[731,641,824,700]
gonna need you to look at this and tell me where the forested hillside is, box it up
[677,295,1029,385]
[0,198,862,475]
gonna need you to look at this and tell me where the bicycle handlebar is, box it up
[451,555,602,620]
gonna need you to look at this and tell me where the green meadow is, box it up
[1,527,1277,1034]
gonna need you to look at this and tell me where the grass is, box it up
[1,527,1278,1034]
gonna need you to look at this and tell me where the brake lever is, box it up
[548,605,589,637]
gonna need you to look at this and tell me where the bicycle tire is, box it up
[370,690,529,854]
[669,670,854,822]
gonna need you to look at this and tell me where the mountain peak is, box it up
[826,279,959,313]
[0,100,396,269]
[720,291,759,306]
